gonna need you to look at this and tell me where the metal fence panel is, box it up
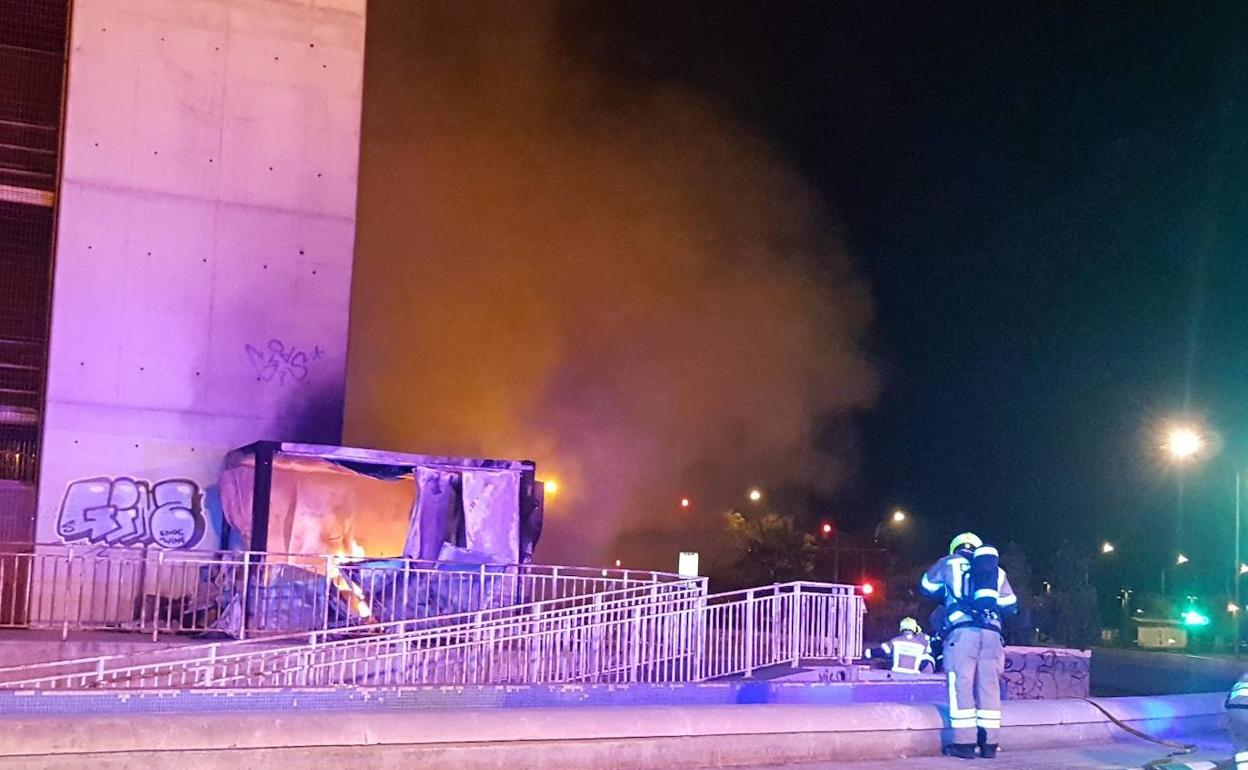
[0,577,865,690]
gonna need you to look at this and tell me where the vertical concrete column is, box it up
[35,0,367,620]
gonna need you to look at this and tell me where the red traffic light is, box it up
[860,582,874,596]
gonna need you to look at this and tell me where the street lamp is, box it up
[1237,472,1242,655]
[1163,426,1205,462]
[1102,542,1116,555]
[1160,422,1206,595]
[874,509,910,543]
[748,488,763,503]
[1157,418,1248,654]
[1161,553,1191,597]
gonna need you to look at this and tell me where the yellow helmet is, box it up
[949,531,983,555]
[899,617,921,634]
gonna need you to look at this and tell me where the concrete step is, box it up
[0,693,1225,770]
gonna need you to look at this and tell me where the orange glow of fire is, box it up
[327,538,373,620]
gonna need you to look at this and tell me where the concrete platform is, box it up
[0,692,1227,770]
[731,732,1232,769]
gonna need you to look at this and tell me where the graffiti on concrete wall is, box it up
[1003,646,1090,700]
[57,477,204,549]
[246,339,325,384]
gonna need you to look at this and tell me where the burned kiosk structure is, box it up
[207,442,546,636]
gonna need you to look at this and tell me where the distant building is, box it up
[1133,617,1188,649]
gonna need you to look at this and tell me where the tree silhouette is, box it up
[719,509,816,589]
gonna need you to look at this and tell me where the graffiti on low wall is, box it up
[57,477,205,549]
[1003,646,1090,700]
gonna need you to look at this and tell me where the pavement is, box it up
[724,733,1232,770]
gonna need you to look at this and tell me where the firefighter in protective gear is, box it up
[865,617,936,674]
[1227,673,1248,769]
[921,532,1017,760]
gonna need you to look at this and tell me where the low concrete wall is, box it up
[0,630,209,668]
[0,680,944,715]
[1093,648,1245,696]
[0,693,1226,770]
[1004,645,1090,699]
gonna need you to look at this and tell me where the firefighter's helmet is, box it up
[949,532,983,555]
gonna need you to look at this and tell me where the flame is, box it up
[327,537,373,620]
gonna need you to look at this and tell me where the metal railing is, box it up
[0,577,709,688]
[0,543,691,639]
[0,580,863,689]
[698,582,864,679]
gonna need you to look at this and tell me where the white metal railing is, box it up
[0,543,691,640]
[0,577,708,688]
[697,582,864,678]
[0,580,863,689]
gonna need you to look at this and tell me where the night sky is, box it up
[557,2,1248,588]
[358,3,1248,590]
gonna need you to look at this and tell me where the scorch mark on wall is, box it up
[246,339,324,384]
[58,477,205,549]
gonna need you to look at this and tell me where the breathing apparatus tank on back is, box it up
[970,544,1000,613]
[946,532,1003,629]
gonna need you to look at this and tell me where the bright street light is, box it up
[874,509,912,543]
[748,488,763,503]
[1230,603,1241,614]
[1101,542,1115,554]
[1177,553,1190,565]
[543,480,559,497]
[1163,426,1205,462]
[679,497,691,508]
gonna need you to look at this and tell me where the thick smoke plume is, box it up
[346,1,876,567]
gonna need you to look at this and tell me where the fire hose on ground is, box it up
[1070,696,1231,770]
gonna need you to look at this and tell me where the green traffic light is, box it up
[1181,609,1211,627]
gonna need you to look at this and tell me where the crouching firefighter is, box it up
[921,532,1018,760]
[866,617,936,674]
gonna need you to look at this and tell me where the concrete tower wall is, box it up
[37,0,366,552]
